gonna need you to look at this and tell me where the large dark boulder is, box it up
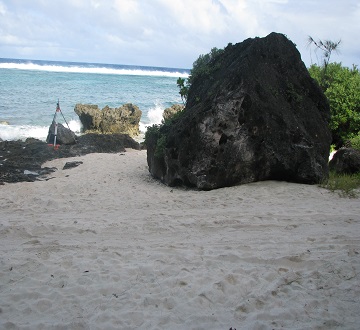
[329,148,360,174]
[74,103,142,137]
[147,32,332,190]
[46,121,77,145]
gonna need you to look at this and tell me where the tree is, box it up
[309,63,360,147]
[187,47,224,86]
[307,36,341,72]
[307,36,360,147]
[176,77,189,105]
[177,47,224,105]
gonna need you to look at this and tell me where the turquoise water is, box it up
[0,58,189,140]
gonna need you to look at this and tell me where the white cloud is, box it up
[221,0,264,37]
[156,0,228,34]
[112,0,140,23]
[0,34,21,45]
[0,0,358,68]
[0,1,6,15]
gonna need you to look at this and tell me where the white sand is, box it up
[0,149,359,330]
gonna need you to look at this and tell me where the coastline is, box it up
[0,149,359,329]
[0,58,187,143]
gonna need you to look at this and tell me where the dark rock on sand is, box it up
[329,148,360,174]
[74,103,142,137]
[46,121,77,145]
[147,32,331,190]
[0,134,140,183]
[63,161,83,170]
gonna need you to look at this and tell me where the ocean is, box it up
[0,58,189,141]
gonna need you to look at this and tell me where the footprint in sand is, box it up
[36,299,52,312]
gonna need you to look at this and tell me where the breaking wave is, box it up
[0,58,190,78]
[0,119,82,142]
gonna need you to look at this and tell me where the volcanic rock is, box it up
[0,134,140,183]
[147,32,332,190]
[74,103,142,137]
[329,148,360,174]
[46,121,77,145]
[63,161,83,170]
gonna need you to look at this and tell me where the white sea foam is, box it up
[147,103,165,126]
[0,124,49,141]
[0,119,82,141]
[139,102,165,133]
[68,119,82,134]
[0,62,189,78]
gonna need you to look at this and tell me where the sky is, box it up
[0,0,359,69]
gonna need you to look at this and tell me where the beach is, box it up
[0,149,359,329]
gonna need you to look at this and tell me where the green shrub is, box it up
[177,47,224,104]
[144,107,185,159]
[144,124,161,143]
[177,78,189,104]
[309,63,360,146]
[349,133,360,151]
[154,135,167,158]
[144,124,160,153]
[188,47,224,86]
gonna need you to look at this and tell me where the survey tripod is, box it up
[51,100,72,148]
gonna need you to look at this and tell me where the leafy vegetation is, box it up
[187,47,224,86]
[177,47,224,105]
[349,134,360,150]
[307,36,359,147]
[144,108,185,158]
[144,124,163,157]
[307,36,341,75]
[308,63,360,146]
[176,78,189,105]
[307,36,360,196]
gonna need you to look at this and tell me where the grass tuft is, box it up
[321,171,360,198]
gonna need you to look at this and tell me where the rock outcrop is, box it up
[46,121,77,145]
[74,103,142,137]
[147,32,332,190]
[329,148,360,174]
[0,134,140,183]
[163,104,184,121]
